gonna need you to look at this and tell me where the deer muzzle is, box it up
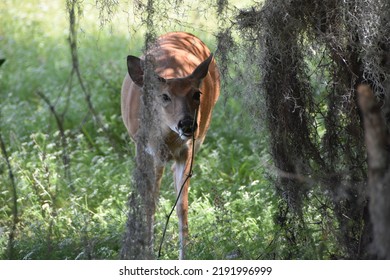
[178,117,197,138]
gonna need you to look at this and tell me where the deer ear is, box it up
[127,55,144,87]
[191,54,213,81]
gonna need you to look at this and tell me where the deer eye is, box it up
[161,94,171,102]
[193,91,201,101]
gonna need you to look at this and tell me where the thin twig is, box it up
[36,90,72,185]
[158,108,198,259]
[0,58,18,259]
[0,132,18,259]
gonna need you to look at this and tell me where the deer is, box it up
[121,32,220,259]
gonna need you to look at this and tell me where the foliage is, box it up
[237,0,390,259]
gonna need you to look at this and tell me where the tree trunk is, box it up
[357,84,390,259]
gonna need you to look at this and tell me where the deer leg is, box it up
[173,159,191,260]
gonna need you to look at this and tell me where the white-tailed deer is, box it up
[121,32,220,259]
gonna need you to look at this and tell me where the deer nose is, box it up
[178,117,197,136]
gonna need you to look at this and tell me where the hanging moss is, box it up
[237,0,390,259]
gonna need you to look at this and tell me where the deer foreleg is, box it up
[173,159,191,260]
